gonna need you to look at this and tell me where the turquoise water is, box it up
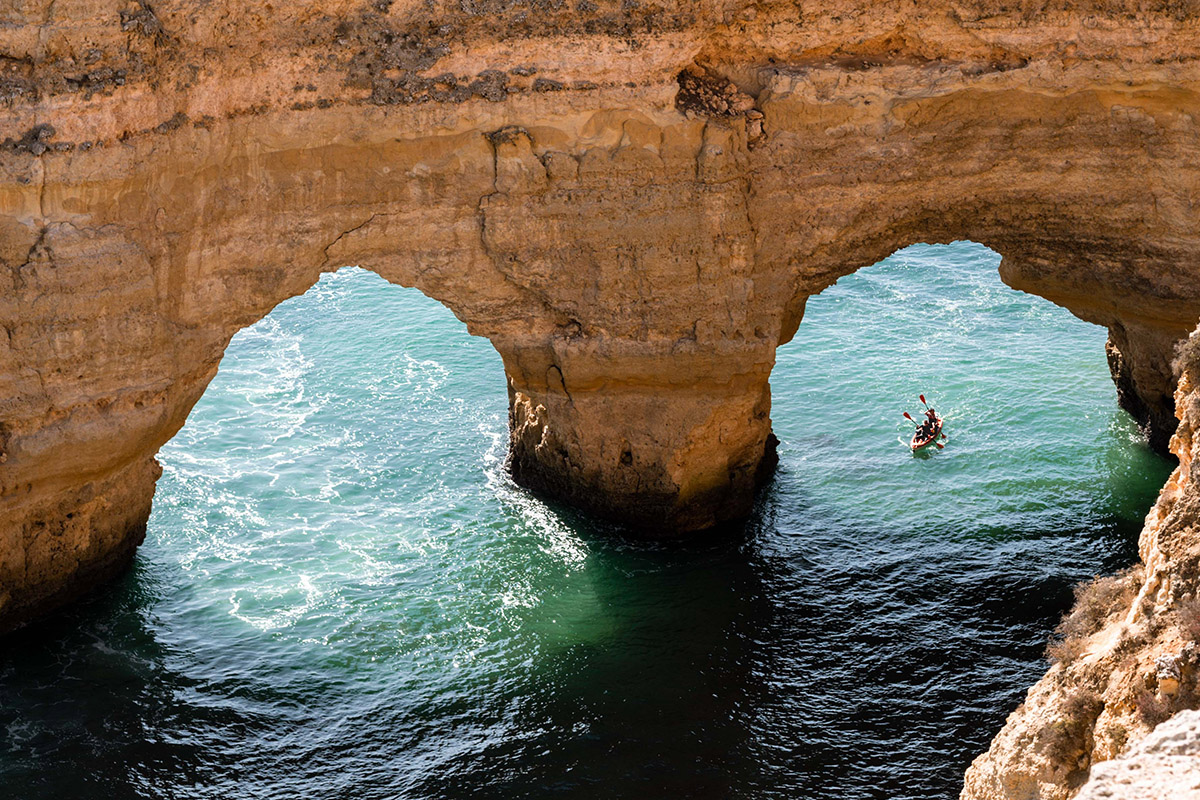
[0,243,1173,799]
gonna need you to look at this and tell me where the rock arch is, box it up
[2,1,1199,671]
[7,4,1200,800]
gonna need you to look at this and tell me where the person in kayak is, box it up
[916,408,939,441]
[903,397,945,448]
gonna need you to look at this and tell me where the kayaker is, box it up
[906,394,946,450]
[915,409,938,441]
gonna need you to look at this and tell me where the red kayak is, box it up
[911,416,943,451]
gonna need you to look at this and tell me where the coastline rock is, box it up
[3,6,1200,795]
[1075,709,1200,800]
[962,325,1200,799]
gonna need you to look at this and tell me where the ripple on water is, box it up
[0,249,1176,800]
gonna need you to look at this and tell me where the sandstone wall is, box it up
[3,1,1200,792]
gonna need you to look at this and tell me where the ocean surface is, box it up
[0,242,1174,799]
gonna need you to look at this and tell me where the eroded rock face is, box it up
[1,12,1199,769]
[1075,709,1200,800]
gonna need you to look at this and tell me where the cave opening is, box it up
[772,240,1171,534]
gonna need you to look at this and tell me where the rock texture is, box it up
[1075,709,1200,800]
[2,4,1200,789]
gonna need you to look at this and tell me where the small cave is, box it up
[674,64,765,144]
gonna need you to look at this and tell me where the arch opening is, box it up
[758,239,1175,794]
[0,243,1179,800]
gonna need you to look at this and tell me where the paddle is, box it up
[922,396,949,440]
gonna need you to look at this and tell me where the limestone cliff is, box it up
[1076,709,1200,800]
[3,1,1200,793]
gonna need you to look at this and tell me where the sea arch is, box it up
[3,49,1200,639]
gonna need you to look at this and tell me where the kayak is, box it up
[911,417,943,451]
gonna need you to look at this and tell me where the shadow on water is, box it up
[0,436,1172,800]
[0,563,208,799]
[418,529,769,798]
[394,446,1166,800]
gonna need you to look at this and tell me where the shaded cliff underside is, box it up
[3,2,1200,797]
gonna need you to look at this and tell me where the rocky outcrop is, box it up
[1075,708,1200,800]
[963,325,1200,799]
[1,3,1199,739]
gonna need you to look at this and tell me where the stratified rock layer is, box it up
[2,2,1200,793]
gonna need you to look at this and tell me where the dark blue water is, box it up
[0,243,1172,799]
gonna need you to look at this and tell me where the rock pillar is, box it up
[0,457,160,633]
[1106,322,1186,454]
[499,337,778,534]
